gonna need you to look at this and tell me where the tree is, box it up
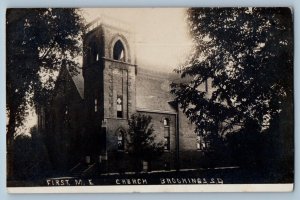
[6,8,84,179]
[171,8,293,166]
[127,114,164,171]
[12,126,51,181]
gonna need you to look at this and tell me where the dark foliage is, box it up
[6,8,83,137]
[6,8,84,178]
[127,114,164,171]
[171,7,293,136]
[13,127,52,180]
[225,119,264,168]
[171,8,293,173]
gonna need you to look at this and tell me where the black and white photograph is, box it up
[6,8,294,192]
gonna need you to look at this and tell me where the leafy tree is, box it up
[127,114,164,171]
[6,8,84,179]
[12,126,51,181]
[226,119,264,168]
[171,8,293,167]
[171,8,292,138]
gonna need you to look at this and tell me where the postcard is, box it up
[6,8,294,193]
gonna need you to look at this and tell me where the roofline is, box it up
[52,66,84,100]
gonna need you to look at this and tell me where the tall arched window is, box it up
[116,95,123,118]
[113,40,125,61]
[117,129,125,151]
[163,118,170,126]
[163,118,170,151]
[63,105,70,127]
[94,99,98,112]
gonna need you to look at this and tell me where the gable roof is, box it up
[69,69,84,99]
[55,66,84,100]
[136,67,177,113]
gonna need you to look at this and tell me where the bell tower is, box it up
[82,18,137,163]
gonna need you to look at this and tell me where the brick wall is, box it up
[103,61,136,119]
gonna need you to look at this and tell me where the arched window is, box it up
[116,95,123,118]
[94,99,98,112]
[117,130,125,151]
[63,105,70,127]
[163,118,170,150]
[113,40,125,61]
[163,118,170,126]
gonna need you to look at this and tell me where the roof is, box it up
[136,67,177,113]
[69,69,84,99]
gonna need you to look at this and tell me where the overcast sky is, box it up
[81,8,193,72]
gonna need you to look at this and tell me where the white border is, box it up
[7,184,293,193]
[1,0,299,199]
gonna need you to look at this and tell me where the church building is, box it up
[37,18,210,175]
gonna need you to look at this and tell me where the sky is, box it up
[81,8,193,72]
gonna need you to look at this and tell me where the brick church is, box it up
[37,18,210,175]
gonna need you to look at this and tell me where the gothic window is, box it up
[117,130,125,151]
[94,99,98,112]
[117,95,123,118]
[163,118,170,126]
[63,105,70,126]
[113,40,125,61]
[163,118,170,150]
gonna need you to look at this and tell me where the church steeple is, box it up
[82,18,137,124]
